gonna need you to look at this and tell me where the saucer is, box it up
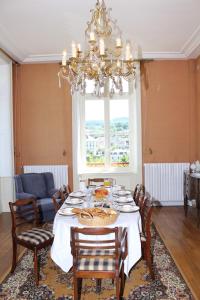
[116,190,131,196]
[65,198,84,205]
[118,205,139,213]
[69,191,86,198]
[115,196,133,203]
[58,207,76,216]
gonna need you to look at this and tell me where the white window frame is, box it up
[72,63,142,190]
[79,90,134,173]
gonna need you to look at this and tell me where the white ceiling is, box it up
[0,0,200,63]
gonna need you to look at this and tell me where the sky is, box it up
[85,99,129,121]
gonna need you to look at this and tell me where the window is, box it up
[79,79,134,173]
[72,63,142,189]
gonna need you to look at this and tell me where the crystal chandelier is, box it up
[58,0,139,96]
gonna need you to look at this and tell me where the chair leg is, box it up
[116,275,120,300]
[11,239,17,273]
[73,276,78,300]
[121,262,125,295]
[34,248,39,285]
[145,245,154,280]
[184,195,188,216]
[78,278,82,298]
[96,279,101,294]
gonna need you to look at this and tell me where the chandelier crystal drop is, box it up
[58,0,139,97]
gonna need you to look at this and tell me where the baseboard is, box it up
[153,201,183,206]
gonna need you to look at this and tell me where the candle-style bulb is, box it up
[62,50,67,66]
[77,43,81,52]
[125,42,131,60]
[71,41,77,58]
[116,38,122,48]
[99,38,105,55]
[89,32,95,42]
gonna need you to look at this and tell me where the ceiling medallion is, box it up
[58,0,140,96]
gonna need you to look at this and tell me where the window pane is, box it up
[110,99,130,167]
[85,100,105,168]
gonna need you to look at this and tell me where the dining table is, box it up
[50,187,142,276]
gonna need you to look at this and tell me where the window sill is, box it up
[79,170,135,176]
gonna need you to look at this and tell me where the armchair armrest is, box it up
[16,192,36,200]
[48,188,59,197]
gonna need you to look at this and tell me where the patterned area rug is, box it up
[0,226,193,300]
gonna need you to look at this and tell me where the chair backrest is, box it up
[52,185,72,212]
[88,178,115,187]
[52,190,65,212]
[9,198,39,236]
[138,195,148,210]
[142,199,153,240]
[70,227,121,264]
[133,184,145,205]
[61,184,72,196]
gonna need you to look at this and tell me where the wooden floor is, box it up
[153,206,200,300]
[1,207,200,299]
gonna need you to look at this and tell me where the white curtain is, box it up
[72,92,84,190]
[0,51,15,212]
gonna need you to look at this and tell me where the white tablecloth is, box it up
[51,205,142,276]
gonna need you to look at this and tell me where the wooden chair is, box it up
[137,195,148,225]
[9,198,54,285]
[133,184,145,205]
[70,227,127,300]
[140,199,154,279]
[88,178,116,187]
[51,184,71,212]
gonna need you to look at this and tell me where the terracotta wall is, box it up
[141,60,197,163]
[195,56,200,157]
[13,60,198,188]
[13,63,73,188]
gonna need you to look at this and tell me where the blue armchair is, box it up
[14,172,59,222]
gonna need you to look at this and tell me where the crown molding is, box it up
[181,24,200,58]
[22,54,62,63]
[23,51,187,63]
[142,52,187,60]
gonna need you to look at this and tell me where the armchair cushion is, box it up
[21,173,47,198]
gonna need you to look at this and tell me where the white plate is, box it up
[116,190,131,196]
[115,197,133,203]
[69,191,86,198]
[58,207,76,216]
[65,198,84,205]
[118,205,139,213]
[191,173,200,178]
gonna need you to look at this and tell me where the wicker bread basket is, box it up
[78,208,118,226]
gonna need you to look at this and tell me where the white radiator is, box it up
[23,165,68,189]
[144,163,190,206]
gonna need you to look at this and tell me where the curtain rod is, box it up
[0,48,19,64]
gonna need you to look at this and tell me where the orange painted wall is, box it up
[13,60,198,188]
[13,63,73,188]
[195,56,200,157]
[141,60,197,163]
